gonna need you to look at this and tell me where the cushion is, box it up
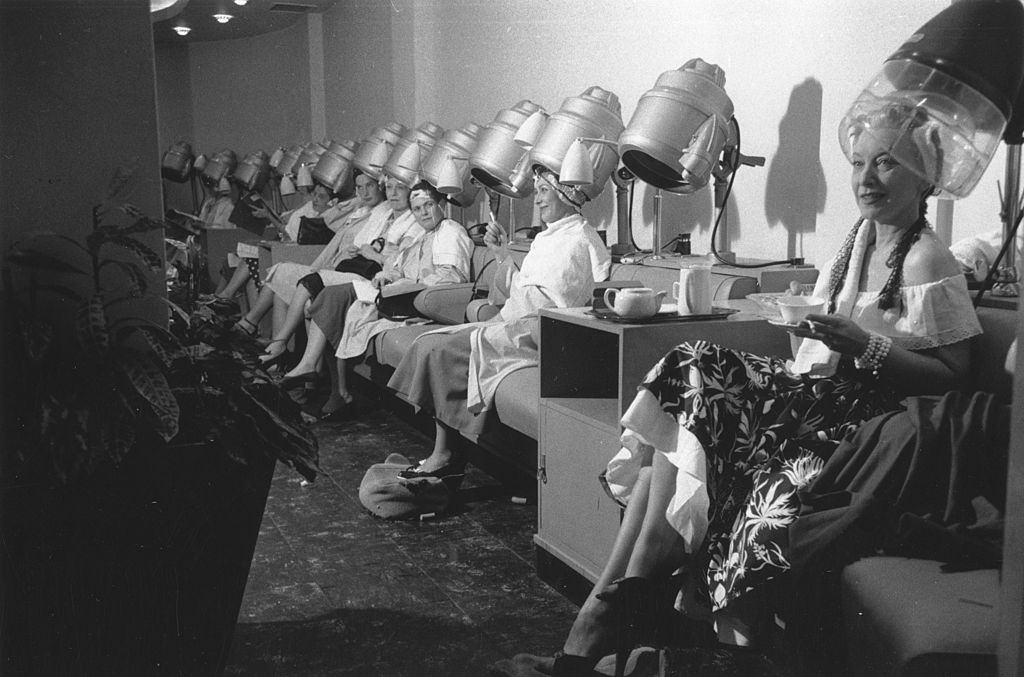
[841,556,998,677]
[373,323,439,369]
[492,367,539,438]
[414,283,477,325]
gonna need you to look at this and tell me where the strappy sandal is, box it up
[232,317,259,338]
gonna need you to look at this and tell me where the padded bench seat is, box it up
[841,557,998,677]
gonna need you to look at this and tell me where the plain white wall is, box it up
[167,0,1013,267]
[374,0,1010,263]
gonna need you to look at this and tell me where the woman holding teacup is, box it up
[493,102,980,677]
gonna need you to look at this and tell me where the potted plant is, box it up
[0,171,319,676]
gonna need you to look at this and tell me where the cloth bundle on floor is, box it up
[358,453,451,520]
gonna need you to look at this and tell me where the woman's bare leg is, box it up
[241,284,275,329]
[281,320,327,378]
[321,357,354,414]
[270,286,311,345]
[624,451,688,579]
[410,420,461,473]
[560,458,655,658]
[217,264,250,298]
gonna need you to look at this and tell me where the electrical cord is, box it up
[709,117,804,269]
[628,177,640,251]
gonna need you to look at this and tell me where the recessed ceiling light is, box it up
[233,0,249,5]
[213,13,233,23]
[173,25,191,35]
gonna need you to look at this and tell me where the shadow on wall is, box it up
[764,78,826,259]
[637,184,713,253]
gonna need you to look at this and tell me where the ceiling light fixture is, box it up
[172,25,191,36]
[213,13,234,23]
[234,0,249,5]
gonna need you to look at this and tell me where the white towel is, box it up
[790,220,871,376]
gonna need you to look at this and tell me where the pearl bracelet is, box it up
[854,333,892,376]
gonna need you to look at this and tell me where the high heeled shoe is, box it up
[277,370,319,390]
[398,458,466,491]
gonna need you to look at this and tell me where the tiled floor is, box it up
[224,405,791,677]
[224,407,579,676]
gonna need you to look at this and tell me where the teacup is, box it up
[603,287,667,319]
[776,295,825,324]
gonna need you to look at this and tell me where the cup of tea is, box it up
[603,287,667,319]
[776,295,825,324]
[673,262,712,315]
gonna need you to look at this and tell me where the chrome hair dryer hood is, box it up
[353,123,407,180]
[384,122,444,187]
[618,58,734,194]
[470,100,544,198]
[275,144,304,178]
[314,140,359,196]
[530,86,625,200]
[421,123,484,208]
[235,150,271,192]
[161,141,194,183]
[201,148,237,185]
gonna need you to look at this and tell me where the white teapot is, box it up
[603,287,667,319]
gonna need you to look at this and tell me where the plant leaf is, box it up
[118,216,167,235]
[32,284,86,303]
[20,319,55,363]
[6,249,88,275]
[99,259,148,298]
[130,324,188,369]
[74,295,109,356]
[117,350,179,441]
[103,235,163,272]
[15,231,91,256]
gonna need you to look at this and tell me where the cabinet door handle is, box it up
[538,454,547,484]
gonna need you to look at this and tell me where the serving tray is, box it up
[586,306,738,324]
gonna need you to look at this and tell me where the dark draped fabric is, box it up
[782,390,1010,674]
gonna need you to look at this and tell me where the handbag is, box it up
[333,254,382,280]
[228,194,272,235]
[375,288,422,320]
[296,216,334,245]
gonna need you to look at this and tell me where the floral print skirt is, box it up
[637,341,901,612]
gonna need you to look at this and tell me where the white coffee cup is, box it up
[673,262,712,315]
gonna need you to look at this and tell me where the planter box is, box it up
[1,441,276,676]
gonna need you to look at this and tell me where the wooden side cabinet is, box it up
[535,304,792,587]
